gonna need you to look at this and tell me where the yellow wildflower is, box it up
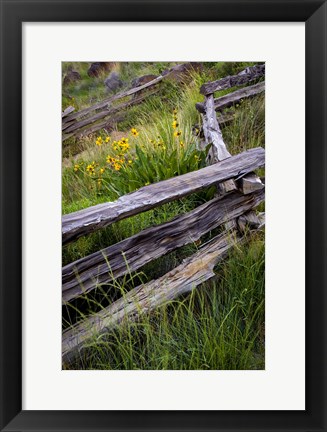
[174,130,182,137]
[73,164,80,172]
[86,164,95,175]
[106,155,115,164]
[96,136,103,146]
[99,168,105,175]
[113,163,121,171]
[119,140,130,151]
[172,120,179,129]
[105,136,110,143]
[179,141,184,148]
[112,140,119,151]
[131,128,139,137]
[128,160,132,164]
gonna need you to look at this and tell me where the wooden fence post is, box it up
[201,93,237,194]
[202,93,231,163]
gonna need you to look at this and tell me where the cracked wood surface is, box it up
[237,172,265,195]
[202,94,231,162]
[62,147,265,245]
[62,89,158,140]
[62,189,265,303]
[62,229,245,365]
[200,64,265,95]
[196,81,265,114]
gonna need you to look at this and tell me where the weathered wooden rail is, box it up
[62,147,265,245]
[62,74,169,141]
[198,64,265,163]
[62,63,265,365]
[62,215,265,365]
[62,63,264,142]
[200,63,265,95]
[63,187,265,303]
[196,81,265,114]
[62,159,265,363]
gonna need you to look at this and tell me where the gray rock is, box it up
[104,72,123,93]
[88,62,115,78]
[63,69,81,86]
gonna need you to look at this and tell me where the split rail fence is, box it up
[62,64,266,365]
[62,63,265,142]
[62,75,165,141]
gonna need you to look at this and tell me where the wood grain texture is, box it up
[62,147,265,245]
[202,94,231,162]
[195,114,235,149]
[62,189,265,303]
[62,89,158,139]
[201,95,237,194]
[62,119,77,131]
[200,64,265,95]
[62,105,75,118]
[237,172,265,194]
[62,229,244,365]
[237,211,265,233]
[196,81,265,114]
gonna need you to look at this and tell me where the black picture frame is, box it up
[0,1,326,431]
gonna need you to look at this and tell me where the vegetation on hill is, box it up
[62,61,265,370]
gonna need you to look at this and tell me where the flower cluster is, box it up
[106,155,125,171]
[105,134,137,171]
[112,137,130,155]
[96,136,103,146]
[73,127,140,190]
[95,135,110,147]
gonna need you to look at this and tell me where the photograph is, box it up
[1,0,326,429]
[61,61,266,370]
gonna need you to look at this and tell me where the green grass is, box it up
[62,61,265,370]
[64,235,265,370]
